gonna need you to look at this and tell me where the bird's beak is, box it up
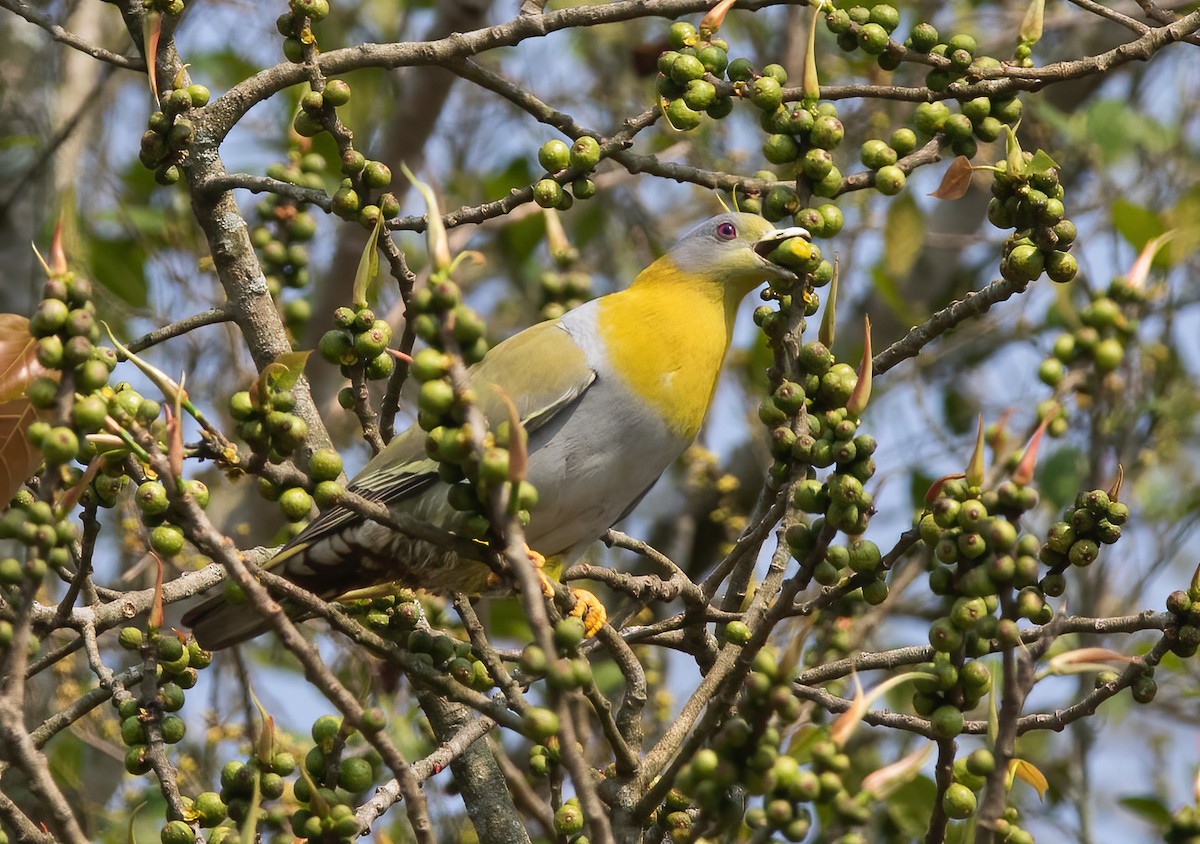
[752,226,810,260]
[752,226,811,280]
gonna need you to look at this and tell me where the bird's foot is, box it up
[533,567,606,638]
[566,587,607,637]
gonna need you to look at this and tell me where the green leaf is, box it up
[909,469,936,511]
[258,351,312,400]
[87,234,149,308]
[869,265,916,329]
[885,775,938,837]
[1118,796,1174,828]
[1028,149,1059,175]
[883,192,926,279]
[784,725,824,761]
[1111,199,1165,253]
[1165,185,1200,266]
[1035,446,1085,511]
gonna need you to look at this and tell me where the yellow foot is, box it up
[567,587,607,637]
[533,566,607,637]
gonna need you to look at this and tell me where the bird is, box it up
[185,212,808,649]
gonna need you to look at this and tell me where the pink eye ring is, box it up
[716,221,737,240]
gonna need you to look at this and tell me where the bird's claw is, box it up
[533,565,606,637]
[567,587,607,637]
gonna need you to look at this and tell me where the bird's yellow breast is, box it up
[597,257,740,440]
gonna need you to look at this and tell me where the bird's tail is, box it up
[181,592,274,650]
[182,541,318,650]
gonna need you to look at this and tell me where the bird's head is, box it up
[665,212,810,295]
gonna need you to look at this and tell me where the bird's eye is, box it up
[716,221,737,240]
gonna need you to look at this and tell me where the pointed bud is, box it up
[818,257,839,348]
[49,217,68,276]
[352,214,383,310]
[402,163,452,275]
[1012,413,1052,486]
[148,553,165,630]
[143,12,162,103]
[494,387,528,485]
[1046,647,1134,678]
[1009,758,1049,801]
[250,688,276,764]
[965,415,985,488]
[802,6,821,102]
[863,745,934,799]
[104,322,191,411]
[543,208,572,264]
[1127,231,1174,290]
[166,402,183,480]
[1004,127,1026,178]
[930,156,974,200]
[1019,0,1044,45]
[832,670,931,747]
[846,315,872,418]
[699,0,738,38]
[1107,465,1124,502]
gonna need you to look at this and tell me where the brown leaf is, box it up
[929,156,974,200]
[0,314,41,402]
[0,316,48,506]
[0,399,45,507]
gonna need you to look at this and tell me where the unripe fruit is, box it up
[874,165,905,195]
[554,801,585,837]
[930,704,965,739]
[279,487,313,521]
[943,782,977,819]
[338,756,375,793]
[523,706,559,740]
[136,481,170,516]
[161,820,194,844]
[569,136,602,170]
[748,76,783,111]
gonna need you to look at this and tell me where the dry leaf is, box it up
[0,400,45,507]
[0,315,48,506]
[930,156,974,199]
